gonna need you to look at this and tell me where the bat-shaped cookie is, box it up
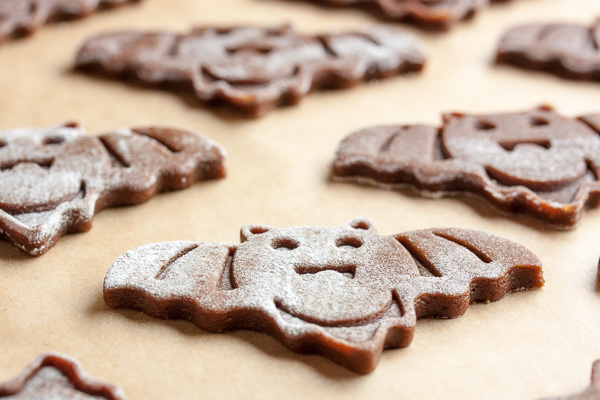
[0,0,142,44]
[104,218,543,374]
[333,106,600,228]
[0,353,126,399]
[75,25,426,118]
[0,123,225,256]
[280,0,513,31]
[497,18,600,80]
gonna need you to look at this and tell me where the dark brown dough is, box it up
[74,25,426,118]
[497,18,600,80]
[0,0,142,44]
[104,218,543,374]
[540,360,600,400]
[280,0,513,31]
[0,122,226,256]
[0,353,126,399]
[333,106,600,229]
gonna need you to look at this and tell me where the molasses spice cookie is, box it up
[0,0,143,44]
[333,106,600,229]
[0,353,127,399]
[75,25,426,118]
[497,18,600,81]
[104,218,543,374]
[0,123,226,256]
[279,0,515,31]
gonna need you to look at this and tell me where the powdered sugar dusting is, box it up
[0,352,127,399]
[333,106,600,228]
[103,218,543,373]
[0,123,225,256]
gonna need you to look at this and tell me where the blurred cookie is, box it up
[497,18,600,80]
[75,25,426,118]
[279,0,514,31]
[333,106,600,228]
[0,353,126,399]
[0,0,142,44]
[0,123,225,256]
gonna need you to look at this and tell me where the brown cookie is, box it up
[540,360,600,400]
[0,353,126,399]
[497,18,600,80]
[74,25,426,118]
[0,0,142,44]
[104,218,543,374]
[333,106,600,229]
[281,0,512,31]
[0,123,225,256]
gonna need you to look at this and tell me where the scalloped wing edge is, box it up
[0,352,127,399]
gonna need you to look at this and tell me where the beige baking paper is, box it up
[1,0,600,399]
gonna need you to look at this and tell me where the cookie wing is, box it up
[75,25,425,118]
[0,352,127,399]
[332,123,487,191]
[394,228,543,320]
[104,241,250,329]
[0,0,142,44]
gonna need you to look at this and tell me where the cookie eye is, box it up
[475,120,496,131]
[0,140,5,148]
[350,220,370,230]
[250,227,269,235]
[530,117,549,127]
[43,136,65,145]
[272,238,298,251]
[336,237,362,249]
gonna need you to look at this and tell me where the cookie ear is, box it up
[346,217,375,232]
[240,224,271,242]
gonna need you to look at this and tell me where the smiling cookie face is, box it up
[442,107,598,191]
[0,125,109,215]
[192,26,320,87]
[235,219,419,327]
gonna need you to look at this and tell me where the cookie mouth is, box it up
[274,297,397,328]
[0,178,86,215]
[200,64,300,86]
[294,264,356,279]
[1,158,54,171]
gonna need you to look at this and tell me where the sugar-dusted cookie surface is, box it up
[0,123,226,256]
[75,25,426,118]
[497,18,600,80]
[0,353,126,399]
[104,218,543,374]
[333,106,600,229]
[540,360,600,400]
[0,0,142,44]
[280,0,513,31]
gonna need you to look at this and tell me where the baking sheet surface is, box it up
[1,0,600,399]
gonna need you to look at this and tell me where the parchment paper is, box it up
[1,0,600,399]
